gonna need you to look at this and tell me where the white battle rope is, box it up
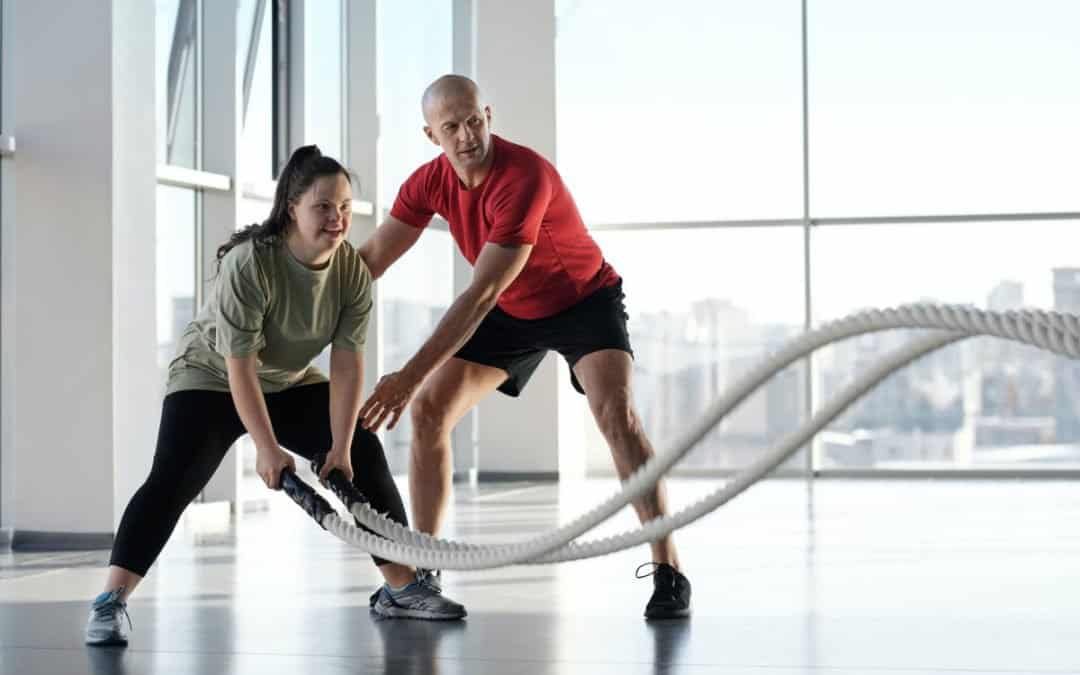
[311,304,1080,569]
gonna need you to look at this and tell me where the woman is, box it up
[86,146,465,647]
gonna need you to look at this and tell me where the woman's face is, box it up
[287,173,352,266]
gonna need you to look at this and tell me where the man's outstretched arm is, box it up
[357,215,423,279]
[359,241,532,431]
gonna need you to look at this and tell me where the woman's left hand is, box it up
[319,446,354,483]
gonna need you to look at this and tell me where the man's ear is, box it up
[424,126,438,145]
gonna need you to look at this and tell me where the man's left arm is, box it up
[358,241,532,431]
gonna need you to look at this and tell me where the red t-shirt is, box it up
[390,135,620,320]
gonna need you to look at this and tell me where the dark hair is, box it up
[216,145,353,269]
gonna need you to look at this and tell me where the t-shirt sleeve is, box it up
[214,250,269,357]
[389,164,437,229]
[486,163,553,247]
[332,260,374,352]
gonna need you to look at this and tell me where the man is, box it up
[358,74,691,619]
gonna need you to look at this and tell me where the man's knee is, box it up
[593,392,641,443]
[410,391,452,444]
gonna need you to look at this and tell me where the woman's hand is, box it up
[318,445,354,484]
[255,445,296,490]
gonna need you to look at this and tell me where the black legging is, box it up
[110,383,408,575]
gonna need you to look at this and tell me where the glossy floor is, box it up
[1,477,1078,674]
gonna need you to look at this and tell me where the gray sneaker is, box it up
[370,569,466,620]
[85,588,131,646]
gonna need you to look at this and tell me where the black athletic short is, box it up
[455,280,634,397]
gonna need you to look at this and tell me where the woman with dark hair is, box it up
[85,146,465,647]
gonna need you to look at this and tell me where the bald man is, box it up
[358,74,691,620]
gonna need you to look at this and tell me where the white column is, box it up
[111,0,162,527]
[1,0,156,543]
[467,0,586,480]
[345,0,382,396]
[450,247,479,481]
[1,0,16,529]
[200,0,243,505]
[450,0,478,483]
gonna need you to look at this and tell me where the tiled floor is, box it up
[1,476,1078,674]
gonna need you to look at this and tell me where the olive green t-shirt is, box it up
[166,239,373,394]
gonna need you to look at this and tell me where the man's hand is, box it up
[319,445,355,483]
[359,370,422,432]
[255,445,296,490]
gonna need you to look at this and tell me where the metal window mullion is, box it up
[588,211,1080,233]
[287,0,305,154]
[338,0,348,164]
[199,0,242,505]
[241,0,267,125]
[814,211,1080,226]
[271,0,291,176]
[344,0,382,450]
[801,0,816,480]
[157,164,231,192]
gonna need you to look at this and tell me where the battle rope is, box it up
[280,304,1080,569]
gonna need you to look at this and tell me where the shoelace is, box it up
[416,569,443,594]
[636,562,682,603]
[94,599,133,632]
[634,562,665,579]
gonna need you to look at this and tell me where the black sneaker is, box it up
[637,563,692,620]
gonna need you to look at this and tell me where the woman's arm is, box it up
[225,354,295,489]
[322,347,365,482]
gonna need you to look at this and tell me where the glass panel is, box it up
[590,228,807,473]
[305,0,343,158]
[810,1,1080,216]
[155,185,198,384]
[377,0,452,208]
[239,1,274,184]
[556,0,803,225]
[156,0,199,168]
[812,221,1080,469]
[381,229,454,471]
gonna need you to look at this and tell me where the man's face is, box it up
[424,93,493,172]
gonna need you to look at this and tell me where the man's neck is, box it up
[452,145,496,190]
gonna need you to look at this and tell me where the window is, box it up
[812,221,1080,469]
[377,0,452,208]
[556,0,803,225]
[155,186,198,381]
[303,0,344,157]
[380,229,454,471]
[156,0,200,169]
[809,0,1080,216]
[239,0,273,187]
[588,227,807,472]
[155,0,201,383]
